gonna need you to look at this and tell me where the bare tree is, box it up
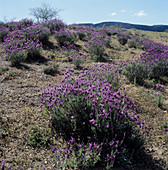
[30,3,62,22]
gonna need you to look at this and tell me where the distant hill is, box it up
[78,21,168,32]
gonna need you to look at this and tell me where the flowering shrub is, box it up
[39,64,148,168]
[2,29,42,65]
[54,29,76,46]
[25,39,42,60]
[85,31,111,59]
[61,42,78,61]
[23,24,50,44]
[121,35,168,84]
[86,37,106,61]
[155,83,165,92]
[16,18,33,29]
[0,26,9,42]
[53,140,103,169]
[43,19,65,33]
[6,19,33,30]
[139,40,168,79]
[77,31,86,40]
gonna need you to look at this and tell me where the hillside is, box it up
[79,21,168,32]
[0,19,168,169]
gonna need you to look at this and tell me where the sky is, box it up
[0,0,168,25]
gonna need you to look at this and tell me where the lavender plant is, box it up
[39,64,148,168]
[2,29,42,65]
[86,38,106,61]
[43,19,65,33]
[54,29,76,46]
[0,27,9,42]
[23,24,50,44]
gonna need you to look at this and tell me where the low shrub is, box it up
[23,24,50,45]
[117,36,128,45]
[72,57,83,69]
[26,39,42,60]
[7,50,27,66]
[2,31,42,65]
[86,38,106,61]
[39,64,148,168]
[78,31,86,40]
[127,39,137,48]
[6,19,33,30]
[0,27,9,42]
[0,66,9,75]
[156,92,163,108]
[3,38,28,66]
[28,125,50,147]
[43,63,59,75]
[122,62,149,85]
[54,29,76,46]
[43,19,65,33]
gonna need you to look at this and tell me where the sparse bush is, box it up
[73,57,83,69]
[86,38,106,61]
[47,52,55,59]
[122,62,149,85]
[128,39,137,48]
[43,63,59,75]
[0,66,9,75]
[8,51,27,66]
[28,125,50,147]
[29,3,61,22]
[150,62,168,79]
[156,92,163,108]
[117,36,128,45]
[111,31,118,36]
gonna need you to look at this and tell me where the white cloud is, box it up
[135,11,147,17]
[121,10,126,12]
[110,12,117,16]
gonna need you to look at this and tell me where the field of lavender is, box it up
[0,19,168,169]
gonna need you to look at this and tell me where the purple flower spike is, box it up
[51,147,55,152]
[1,161,5,169]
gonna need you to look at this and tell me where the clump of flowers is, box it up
[155,83,165,92]
[39,64,148,168]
